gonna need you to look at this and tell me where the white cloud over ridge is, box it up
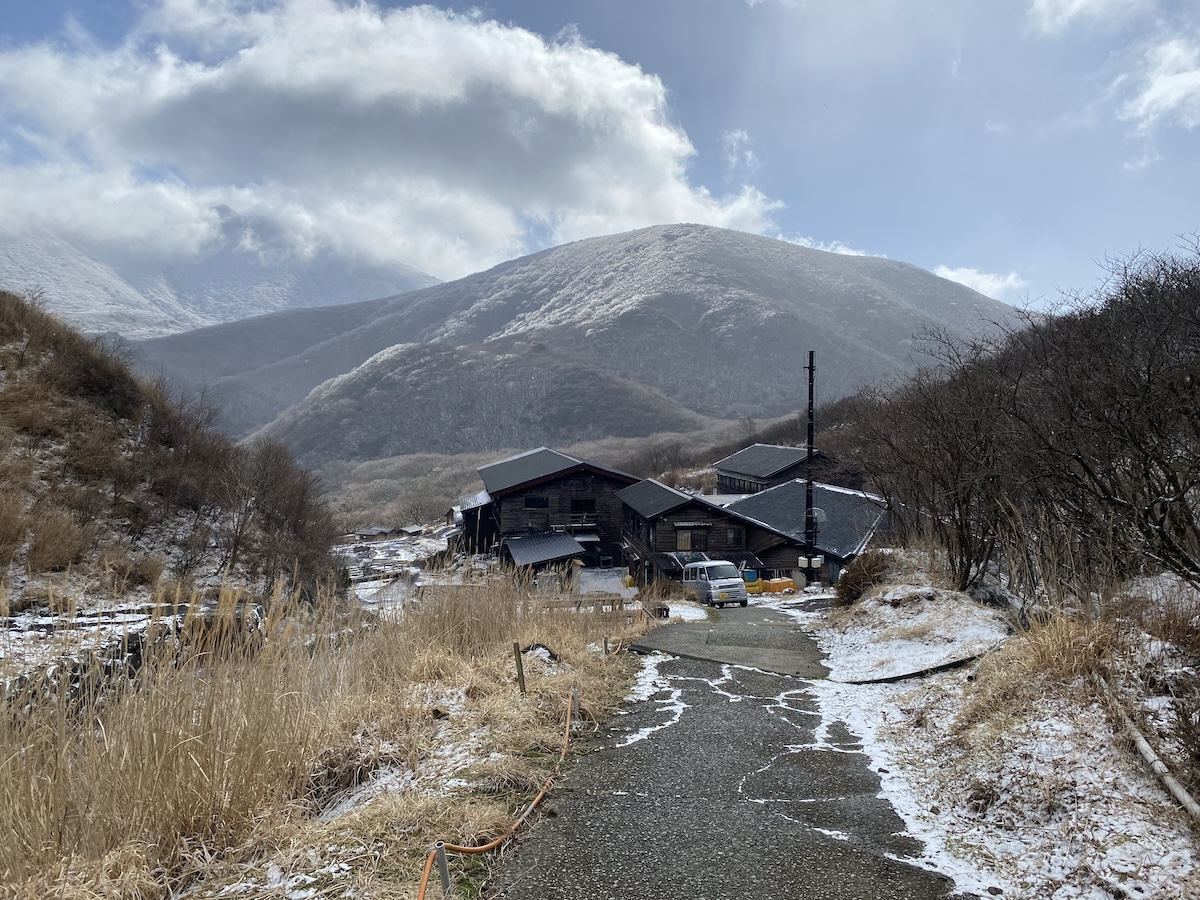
[779,233,876,257]
[0,0,780,278]
[934,265,1028,300]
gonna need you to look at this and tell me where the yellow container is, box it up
[762,577,797,593]
[742,570,764,594]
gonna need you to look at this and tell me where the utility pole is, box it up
[804,351,818,564]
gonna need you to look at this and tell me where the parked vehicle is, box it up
[682,560,749,607]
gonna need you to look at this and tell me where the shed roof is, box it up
[460,489,491,511]
[652,551,711,573]
[714,443,826,479]
[725,480,886,561]
[504,532,586,567]
[477,446,636,496]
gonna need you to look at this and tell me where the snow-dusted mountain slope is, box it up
[132,224,1022,464]
[0,209,438,339]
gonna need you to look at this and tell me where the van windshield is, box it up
[707,564,739,580]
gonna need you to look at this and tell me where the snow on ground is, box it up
[627,584,1200,899]
[807,594,1200,899]
[796,585,1010,683]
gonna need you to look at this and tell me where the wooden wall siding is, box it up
[461,506,501,554]
[496,472,628,538]
[717,456,844,494]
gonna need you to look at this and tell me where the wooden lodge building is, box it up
[725,480,888,583]
[714,443,837,494]
[617,477,888,586]
[458,445,886,581]
[459,448,637,569]
[615,479,799,585]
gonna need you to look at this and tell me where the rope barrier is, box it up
[415,690,578,899]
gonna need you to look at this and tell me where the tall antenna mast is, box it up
[804,350,817,555]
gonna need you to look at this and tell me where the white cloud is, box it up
[1027,0,1146,36]
[934,265,1028,300]
[0,0,781,279]
[778,233,877,257]
[1121,36,1200,133]
[721,129,760,179]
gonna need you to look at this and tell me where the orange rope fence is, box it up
[415,690,578,899]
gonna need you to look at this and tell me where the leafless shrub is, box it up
[100,544,165,594]
[834,549,893,607]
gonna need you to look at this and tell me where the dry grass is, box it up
[958,615,1118,731]
[0,490,25,562]
[0,579,652,898]
[25,504,94,573]
[99,544,165,594]
[1113,579,1200,791]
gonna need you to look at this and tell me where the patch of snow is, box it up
[801,581,1200,900]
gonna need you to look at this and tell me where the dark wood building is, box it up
[460,448,638,569]
[714,443,835,494]
[617,477,889,586]
[725,479,888,583]
[615,479,798,585]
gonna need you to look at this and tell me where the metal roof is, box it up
[460,489,491,511]
[616,479,700,518]
[717,550,765,568]
[504,532,587,566]
[479,448,581,494]
[725,480,886,561]
[477,447,637,496]
[714,443,826,479]
[652,551,711,572]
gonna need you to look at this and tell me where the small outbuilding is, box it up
[714,443,836,495]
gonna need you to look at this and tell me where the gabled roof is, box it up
[477,447,636,496]
[725,479,886,561]
[616,479,720,519]
[714,443,826,479]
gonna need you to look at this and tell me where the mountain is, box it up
[130,224,1022,468]
[0,208,439,339]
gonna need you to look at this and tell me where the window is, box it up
[676,528,708,551]
[726,526,745,548]
[571,498,596,514]
[524,496,548,509]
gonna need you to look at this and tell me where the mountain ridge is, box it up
[130,224,1021,468]
[0,209,439,339]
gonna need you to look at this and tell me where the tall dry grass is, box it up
[0,579,651,898]
[958,614,1118,732]
[25,504,93,573]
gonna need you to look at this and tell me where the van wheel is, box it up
[739,598,748,607]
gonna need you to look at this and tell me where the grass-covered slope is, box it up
[0,290,338,610]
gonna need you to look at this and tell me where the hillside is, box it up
[0,208,438,339]
[0,291,339,617]
[131,224,1021,467]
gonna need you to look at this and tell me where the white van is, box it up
[681,560,748,608]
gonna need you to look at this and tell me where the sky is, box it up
[0,0,1198,307]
